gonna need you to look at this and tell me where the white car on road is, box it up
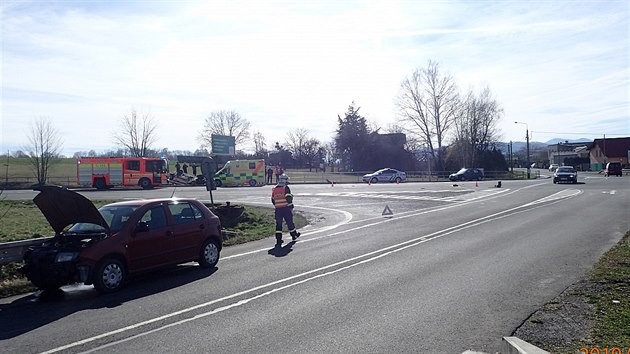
[362,168,407,184]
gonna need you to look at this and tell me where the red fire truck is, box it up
[77,157,169,189]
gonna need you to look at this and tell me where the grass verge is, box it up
[585,230,630,348]
[0,203,307,298]
[515,230,630,352]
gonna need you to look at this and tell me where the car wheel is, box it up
[214,179,222,187]
[395,177,402,184]
[93,258,126,293]
[139,178,152,189]
[553,180,557,184]
[249,179,257,187]
[199,239,220,268]
[370,177,378,184]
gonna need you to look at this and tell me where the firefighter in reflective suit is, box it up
[271,174,300,246]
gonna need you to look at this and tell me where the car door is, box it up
[380,169,394,182]
[167,202,207,262]
[126,204,174,272]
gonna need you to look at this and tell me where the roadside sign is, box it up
[212,135,235,155]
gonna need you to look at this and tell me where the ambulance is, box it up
[213,159,266,187]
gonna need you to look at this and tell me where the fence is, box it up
[0,170,538,189]
[274,169,537,184]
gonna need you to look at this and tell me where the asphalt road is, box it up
[1,172,629,353]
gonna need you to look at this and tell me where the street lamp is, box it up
[514,121,530,179]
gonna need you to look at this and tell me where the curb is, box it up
[462,337,550,354]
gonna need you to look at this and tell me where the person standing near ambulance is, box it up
[271,174,300,246]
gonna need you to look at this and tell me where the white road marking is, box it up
[222,205,353,260]
[43,183,570,354]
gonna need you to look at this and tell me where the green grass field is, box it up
[0,199,116,242]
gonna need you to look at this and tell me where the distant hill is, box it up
[495,141,547,153]
[544,138,592,145]
[495,138,592,154]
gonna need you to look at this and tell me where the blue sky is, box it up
[1,0,628,156]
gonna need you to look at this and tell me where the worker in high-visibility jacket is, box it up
[271,173,300,246]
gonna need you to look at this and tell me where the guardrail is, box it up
[0,237,52,265]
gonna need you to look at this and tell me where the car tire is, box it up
[553,180,557,184]
[394,177,402,184]
[199,239,220,268]
[249,179,257,187]
[370,177,378,184]
[93,258,126,293]
[139,178,152,189]
[214,179,222,188]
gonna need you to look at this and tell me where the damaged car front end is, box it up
[20,185,112,291]
[21,231,108,290]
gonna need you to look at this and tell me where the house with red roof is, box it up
[589,137,630,170]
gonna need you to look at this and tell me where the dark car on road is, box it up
[553,166,578,184]
[20,185,223,293]
[605,162,623,177]
[448,168,484,181]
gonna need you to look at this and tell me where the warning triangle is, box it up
[382,205,394,217]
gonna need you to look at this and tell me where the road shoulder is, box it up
[513,230,630,352]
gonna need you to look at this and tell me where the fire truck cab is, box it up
[77,157,169,189]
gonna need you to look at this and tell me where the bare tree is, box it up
[114,109,158,157]
[199,110,251,151]
[321,142,338,172]
[253,130,267,156]
[24,118,63,185]
[453,86,503,167]
[285,128,320,170]
[396,60,459,171]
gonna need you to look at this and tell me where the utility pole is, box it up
[4,150,9,186]
[509,141,513,173]
[515,122,530,179]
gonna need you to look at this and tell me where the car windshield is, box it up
[557,167,575,173]
[67,205,139,234]
[457,168,467,173]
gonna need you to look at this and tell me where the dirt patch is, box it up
[513,280,600,352]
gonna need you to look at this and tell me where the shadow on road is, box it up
[0,265,217,340]
[267,241,296,257]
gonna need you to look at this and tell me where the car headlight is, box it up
[55,252,79,263]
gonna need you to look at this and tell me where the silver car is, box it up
[362,168,407,184]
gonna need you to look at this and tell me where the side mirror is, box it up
[135,221,150,233]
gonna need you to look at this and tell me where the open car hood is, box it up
[33,185,110,234]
